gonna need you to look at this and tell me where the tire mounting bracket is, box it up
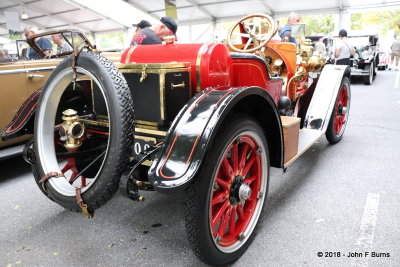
[75,187,94,219]
[39,172,64,184]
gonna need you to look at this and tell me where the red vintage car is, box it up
[1,14,350,265]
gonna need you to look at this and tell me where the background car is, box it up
[378,51,390,70]
[0,41,61,160]
[347,34,379,85]
[0,30,111,160]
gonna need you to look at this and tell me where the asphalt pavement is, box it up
[1,69,399,267]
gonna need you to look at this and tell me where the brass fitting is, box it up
[294,66,307,81]
[308,53,326,72]
[61,109,85,149]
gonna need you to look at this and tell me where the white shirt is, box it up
[314,41,326,54]
[335,38,355,60]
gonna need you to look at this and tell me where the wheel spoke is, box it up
[212,201,230,229]
[218,206,232,238]
[239,143,249,172]
[216,177,230,191]
[237,203,245,221]
[244,37,253,50]
[222,157,234,179]
[228,206,237,235]
[231,142,239,174]
[61,162,71,173]
[212,192,228,206]
[81,176,87,187]
[242,153,256,177]
[244,175,256,186]
[247,195,257,202]
[232,32,251,38]
[69,172,77,183]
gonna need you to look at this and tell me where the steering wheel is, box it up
[227,13,276,53]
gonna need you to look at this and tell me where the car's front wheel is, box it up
[32,51,134,215]
[363,62,374,85]
[184,114,270,265]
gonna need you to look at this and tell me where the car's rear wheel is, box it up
[32,51,134,214]
[326,77,350,144]
[184,114,269,265]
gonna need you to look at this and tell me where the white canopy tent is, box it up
[0,0,399,44]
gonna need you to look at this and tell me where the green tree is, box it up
[301,15,335,35]
[96,32,125,50]
[351,10,400,36]
[351,13,362,30]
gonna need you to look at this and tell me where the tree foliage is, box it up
[96,32,125,49]
[302,15,335,35]
[351,10,400,36]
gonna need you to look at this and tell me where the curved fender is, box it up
[148,86,283,192]
[1,88,42,141]
[304,65,350,131]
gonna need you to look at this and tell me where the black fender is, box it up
[148,86,284,193]
[1,88,42,141]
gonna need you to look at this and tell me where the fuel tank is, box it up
[120,43,232,94]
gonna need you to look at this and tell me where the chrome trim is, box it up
[28,74,45,78]
[25,66,56,72]
[0,66,56,75]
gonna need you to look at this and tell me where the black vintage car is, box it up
[346,35,379,85]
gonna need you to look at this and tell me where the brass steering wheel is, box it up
[227,13,276,53]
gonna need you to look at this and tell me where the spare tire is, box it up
[32,51,134,214]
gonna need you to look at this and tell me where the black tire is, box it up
[374,55,379,76]
[326,77,350,144]
[363,63,374,85]
[184,114,270,266]
[32,51,134,213]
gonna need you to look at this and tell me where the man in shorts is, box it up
[389,36,400,70]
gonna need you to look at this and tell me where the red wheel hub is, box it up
[334,85,349,135]
[210,135,262,247]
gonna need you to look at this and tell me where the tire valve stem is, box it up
[61,109,85,150]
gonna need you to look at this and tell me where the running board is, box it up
[0,144,24,160]
[284,129,324,168]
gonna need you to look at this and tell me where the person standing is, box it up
[130,17,178,46]
[51,34,72,54]
[279,12,301,44]
[335,29,355,66]
[389,36,400,70]
[314,37,326,55]
[24,25,52,59]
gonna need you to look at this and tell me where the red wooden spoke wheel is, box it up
[326,77,351,144]
[184,115,269,265]
[210,135,262,248]
[333,85,349,135]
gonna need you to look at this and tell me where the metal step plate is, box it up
[284,128,324,168]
